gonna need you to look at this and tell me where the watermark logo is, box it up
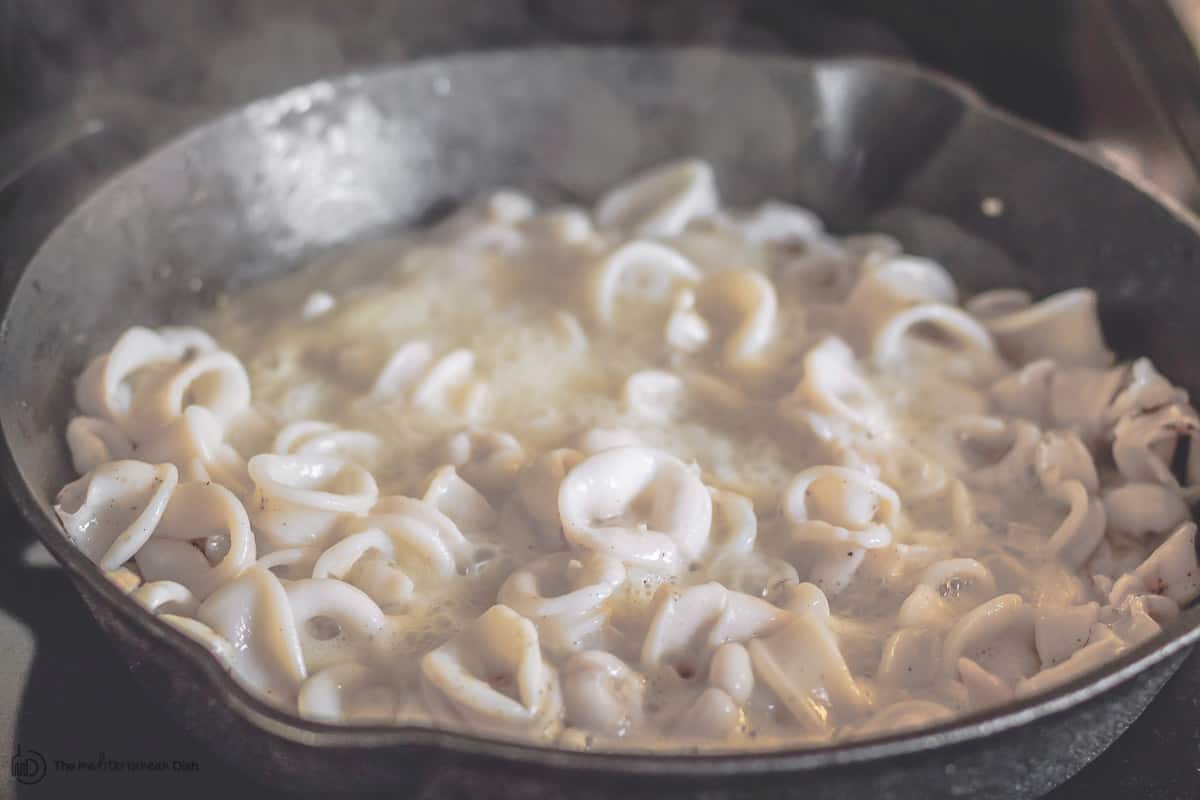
[10,745,47,785]
[8,746,201,785]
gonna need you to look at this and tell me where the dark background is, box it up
[1,1,1198,797]
[0,0,1083,129]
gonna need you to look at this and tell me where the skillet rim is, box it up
[2,45,1200,777]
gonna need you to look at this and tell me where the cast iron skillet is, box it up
[2,48,1200,800]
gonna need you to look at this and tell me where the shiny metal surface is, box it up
[2,49,1200,798]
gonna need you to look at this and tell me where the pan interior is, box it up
[2,47,1200,765]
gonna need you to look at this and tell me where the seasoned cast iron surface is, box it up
[2,50,1200,798]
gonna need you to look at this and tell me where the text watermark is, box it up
[10,745,201,786]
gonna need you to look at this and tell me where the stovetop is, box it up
[2,2,1199,797]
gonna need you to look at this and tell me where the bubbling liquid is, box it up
[56,161,1200,751]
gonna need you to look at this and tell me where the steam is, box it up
[0,2,904,207]
[5,4,896,123]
